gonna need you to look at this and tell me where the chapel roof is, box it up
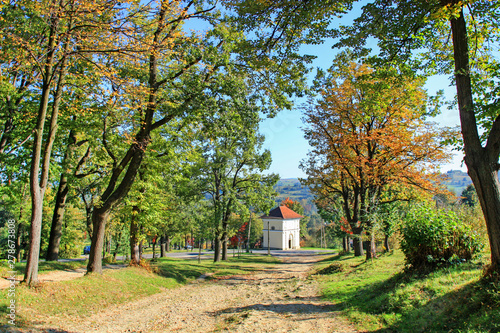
[260,205,304,220]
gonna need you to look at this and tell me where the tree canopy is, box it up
[301,59,451,256]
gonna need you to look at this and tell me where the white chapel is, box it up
[260,205,303,250]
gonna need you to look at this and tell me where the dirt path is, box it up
[0,264,126,289]
[30,254,357,333]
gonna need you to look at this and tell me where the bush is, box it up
[400,205,483,269]
[316,262,345,275]
[59,244,81,259]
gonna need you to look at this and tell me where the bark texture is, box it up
[450,5,500,271]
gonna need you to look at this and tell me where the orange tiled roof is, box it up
[260,205,304,220]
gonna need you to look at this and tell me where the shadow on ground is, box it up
[211,295,335,318]
[325,262,499,332]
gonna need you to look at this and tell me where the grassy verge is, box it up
[315,250,499,332]
[0,254,279,327]
[0,259,92,279]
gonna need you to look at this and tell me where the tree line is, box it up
[0,0,309,286]
[1,0,499,286]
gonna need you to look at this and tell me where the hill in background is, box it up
[274,178,316,215]
[274,170,474,215]
[443,170,472,195]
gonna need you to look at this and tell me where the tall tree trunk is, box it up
[198,238,202,264]
[450,6,500,272]
[214,232,221,263]
[107,237,112,255]
[384,234,390,253]
[86,206,110,273]
[129,206,141,265]
[16,224,24,263]
[160,235,166,257]
[87,144,146,274]
[24,12,72,284]
[16,184,28,262]
[46,129,78,261]
[139,239,143,260]
[152,237,156,259]
[113,231,122,261]
[45,173,69,261]
[221,225,228,261]
[24,23,59,285]
[221,200,232,261]
[246,214,252,253]
[365,230,376,261]
[166,234,170,252]
[352,229,364,257]
[86,2,175,273]
[25,191,44,285]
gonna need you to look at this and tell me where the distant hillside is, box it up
[274,178,313,202]
[442,170,472,195]
[274,171,476,206]
[273,179,316,215]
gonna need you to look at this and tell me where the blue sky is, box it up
[258,1,469,179]
[182,2,467,179]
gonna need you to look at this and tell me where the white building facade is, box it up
[261,206,303,250]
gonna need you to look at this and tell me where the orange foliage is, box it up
[302,61,453,232]
[280,197,295,208]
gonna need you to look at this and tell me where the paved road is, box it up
[28,248,337,263]
[121,248,336,260]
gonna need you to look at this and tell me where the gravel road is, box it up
[17,254,358,333]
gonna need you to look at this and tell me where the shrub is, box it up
[316,262,345,275]
[59,244,81,259]
[400,205,483,269]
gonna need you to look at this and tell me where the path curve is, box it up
[28,254,356,333]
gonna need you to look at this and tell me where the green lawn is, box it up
[0,259,93,280]
[315,250,500,332]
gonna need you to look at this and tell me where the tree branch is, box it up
[485,114,500,162]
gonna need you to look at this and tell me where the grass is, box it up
[0,259,93,280]
[141,247,201,254]
[153,254,279,281]
[315,250,500,332]
[0,254,279,327]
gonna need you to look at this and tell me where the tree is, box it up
[0,2,41,161]
[280,197,309,238]
[45,122,95,261]
[334,0,500,272]
[301,59,451,258]
[0,181,30,261]
[461,184,478,207]
[12,0,126,286]
[316,195,352,252]
[86,0,230,274]
[125,127,202,265]
[45,54,111,261]
[192,102,278,262]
